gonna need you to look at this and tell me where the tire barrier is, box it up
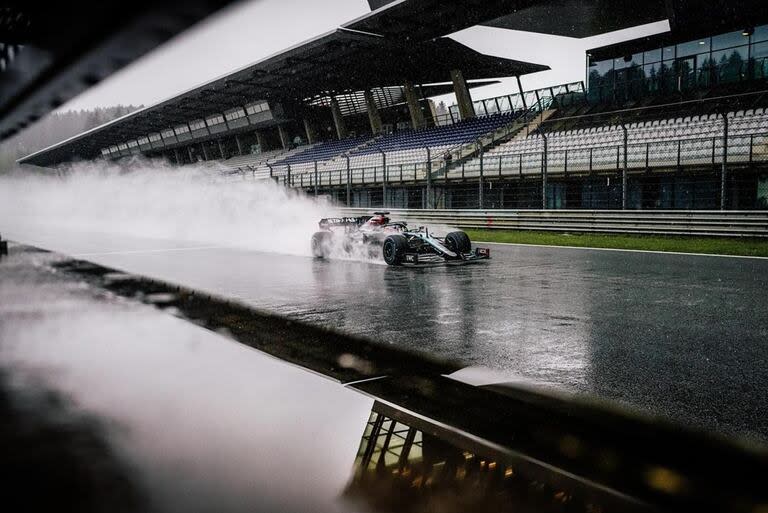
[340,209,768,238]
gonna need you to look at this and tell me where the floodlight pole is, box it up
[425,147,432,209]
[345,154,351,207]
[721,112,729,210]
[621,123,628,210]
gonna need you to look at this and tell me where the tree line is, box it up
[0,105,142,173]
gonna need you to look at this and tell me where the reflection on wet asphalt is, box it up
[0,248,372,513]
[5,227,768,441]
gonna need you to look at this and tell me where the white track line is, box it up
[73,245,223,257]
[479,241,768,260]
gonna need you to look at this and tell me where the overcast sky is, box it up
[60,0,670,112]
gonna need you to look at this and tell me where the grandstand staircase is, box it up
[432,108,556,179]
[311,135,383,172]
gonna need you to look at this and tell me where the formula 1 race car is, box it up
[311,212,490,266]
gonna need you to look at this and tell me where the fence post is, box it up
[314,161,318,196]
[287,165,292,187]
[721,113,728,210]
[380,150,387,208]
[345,155,351,207]
[426,147,433,209]
[541,133,548,209]
[478,140,484,209]
[622,124,628,210]
[267,163,273,179]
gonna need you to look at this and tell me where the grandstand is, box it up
[16,0,768,211]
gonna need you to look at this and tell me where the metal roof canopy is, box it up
[309,81,501,116]
[350,0,668,40]
[19,29,546,165]
[0,0,238,142]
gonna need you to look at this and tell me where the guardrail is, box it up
[339,208,768,237]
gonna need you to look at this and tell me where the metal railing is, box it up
[266,128,768,210]
[339,208,768,238]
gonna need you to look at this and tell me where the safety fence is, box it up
[338,208,768,238]
[252,129,768,211]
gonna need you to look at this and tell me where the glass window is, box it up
[663,46,676,59]
[127,140,138,148]
[644,48,662,64]
[752,41,768,79]
[118,143,128,151]
[161,129,175,139]
[174,125,190,134]
[643,62,662,92]
[753,40,768,59]
[712,30,749,50]
[138,137,150,145]
[205,114,224,125]
[225,108,245,120]
[246,101,269,115]
[189,119,206,130]
[677,39,708,57]
[712,45,749,82]
[753,25,768,43]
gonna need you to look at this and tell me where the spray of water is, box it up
[0,158,340,257]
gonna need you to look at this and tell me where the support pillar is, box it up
[187,146,194,163]
[451,69,475,120]
[403,80,425,129]
[278,124,291,150]
[201,143,209,161]
[174,148,181,165]
[217,139,226,159]
[516,75,527,111]
[235,135,243,156]
[303,118,318,144]
[364,90,383,135]
[255,130,265,153]
[330,97,348,140]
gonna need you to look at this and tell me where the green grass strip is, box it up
[465,229,768,257]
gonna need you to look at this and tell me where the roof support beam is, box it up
[330,97,349,140]
[403,80,425,129]
[364,89,383,135]
[451,69,475,120]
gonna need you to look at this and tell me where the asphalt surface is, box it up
[5,226,768,442]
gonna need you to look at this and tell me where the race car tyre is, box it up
[383,235,408,266]
[445,231,471,254]
[311,231,333,258]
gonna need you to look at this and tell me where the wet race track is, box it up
[5,226,768,441]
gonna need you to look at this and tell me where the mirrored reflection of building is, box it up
[344,402,622,513]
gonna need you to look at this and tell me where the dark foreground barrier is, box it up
[0,235,8,257]
[50,255,768,513]
[341,209,768,237]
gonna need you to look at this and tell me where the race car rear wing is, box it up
[318,216,372,229]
